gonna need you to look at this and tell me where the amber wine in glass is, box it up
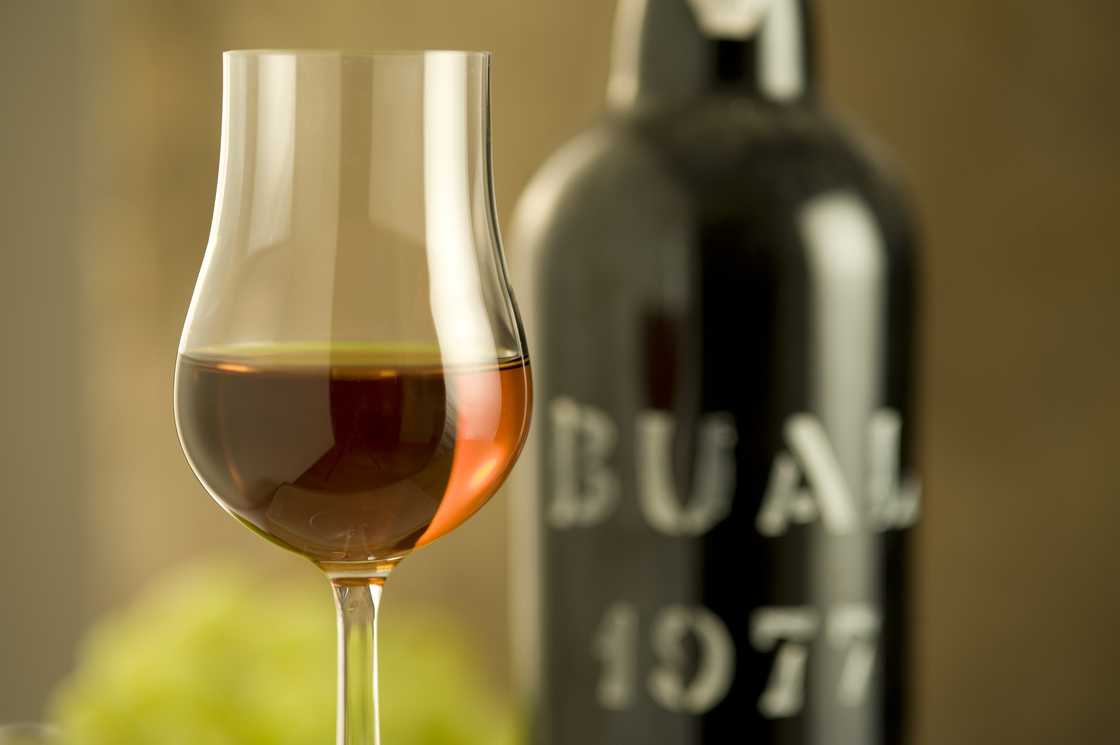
[176,345,530,566]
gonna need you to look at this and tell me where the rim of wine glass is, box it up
[223,49,492,60]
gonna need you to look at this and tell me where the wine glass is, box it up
[173,50,531,745]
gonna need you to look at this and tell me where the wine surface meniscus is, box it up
[175,344,531,570]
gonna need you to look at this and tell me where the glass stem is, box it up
[332,576,388,745]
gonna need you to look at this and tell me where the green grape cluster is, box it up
[48,561,516,745]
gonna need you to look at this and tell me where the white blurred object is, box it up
[687,0,774,38]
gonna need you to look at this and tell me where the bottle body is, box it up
[513,3,919,744]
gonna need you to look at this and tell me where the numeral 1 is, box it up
[594,603,638,710]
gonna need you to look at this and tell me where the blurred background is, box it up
[1,0,1117,743]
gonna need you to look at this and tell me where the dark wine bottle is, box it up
[511,1,919,744]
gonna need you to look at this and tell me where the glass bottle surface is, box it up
[513,2,918,744]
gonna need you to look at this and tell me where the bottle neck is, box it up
[607,0,815,111]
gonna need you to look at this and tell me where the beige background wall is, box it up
[0,0,83,725]
[1,1,1118,742]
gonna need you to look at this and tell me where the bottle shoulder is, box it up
[523,99,910,202]
[512,97,919,268]
[511,122,689,265]
[643,97,907,195]
[514,122,671,217]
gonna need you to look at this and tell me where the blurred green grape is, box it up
[48,560,516,745]
[0,724,63,745]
